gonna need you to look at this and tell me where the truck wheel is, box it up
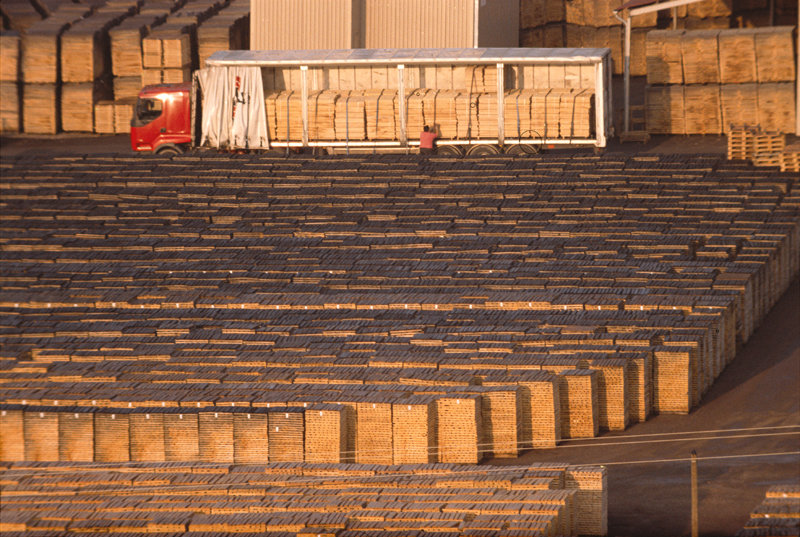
[435,145,463,156]
[156,146,182,156]
[466,144,500,156]
[505,143,540,155]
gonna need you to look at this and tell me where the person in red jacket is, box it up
[419,125,438,155]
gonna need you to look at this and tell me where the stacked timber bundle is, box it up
[113,97,136,133]
[430,89,460,139]
[364,89,397,140]
[781,143,800,173]
[309,90,337,140]
[0,408,25,460]
[465,65,498,93]
[129,411,165,462]
[754,26,796,83]
[354,400,393,464]
[268,409,304,462]
[23,409,59,461]
[22,83,58,134]
[58,410,94,462]
[163,411,199,461]
[646,27,797,134]
[646,30,685,85]
[0,31,20,132]
[558,371,599,439]
[304,405,345,463]
[0,0,42,33]
[721,84,758,130]
[233,411,269,463]
[757,83,796,135]
[681,30,720,84]
[94,411,130,462]
[646,85,684,134]
[334,90,367,141]
[736,485,800,536]
[683,84,720,135]
[197,0,249,68]
[718,28,757,84]
[391,399,431,463]
[433,396,481,464]
[199,411,234,463]
[21,3,92,133]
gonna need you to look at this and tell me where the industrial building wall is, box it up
[250,0,519,50]
[250,0,360,50]
[478,0,519,47]
[364,0,474,48]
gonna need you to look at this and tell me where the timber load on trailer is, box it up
[197,47,613,154]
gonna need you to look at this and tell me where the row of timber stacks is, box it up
[645,26,796,134]
[520,0,797,78]
[0,462,609,535]
[0,0,249,135]
[266,87,595,143]
[735,485,800,536]
[0,154,798,474]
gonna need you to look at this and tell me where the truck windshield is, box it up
[132,97,163,126]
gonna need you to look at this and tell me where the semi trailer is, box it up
[131,47,613,155]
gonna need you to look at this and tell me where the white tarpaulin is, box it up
[198,66,269,149]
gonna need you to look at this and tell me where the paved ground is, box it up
[491,277,800,537]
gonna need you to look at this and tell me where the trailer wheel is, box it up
[505,143,540,155]
[435,145,463,156]
[466,144,501,156]
[156,145,182,156]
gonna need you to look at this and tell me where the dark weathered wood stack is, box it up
[735,485,800,537]
[646,26,797,134]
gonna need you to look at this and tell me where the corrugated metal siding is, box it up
[478,0,519,47]
[364,0,474,49]
[250,0,356,50]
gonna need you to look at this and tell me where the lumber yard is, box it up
[1,0,799,536]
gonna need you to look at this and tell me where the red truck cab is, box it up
[130,82,192,154]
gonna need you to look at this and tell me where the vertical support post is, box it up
[691,450,699,537]
[497,63,505,146]
[473,0,480,48]
[672,6,677,29]
[796,1,799,135]
[397,64,407,145]
[595,58,606,148]
[613,9,631,135]
[300,65,309,148]
[623,14,631,133]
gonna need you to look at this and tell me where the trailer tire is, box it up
[466,144,501,156]
[505,143,540,155]
[156,145,183,156]
[435,145,463,156]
